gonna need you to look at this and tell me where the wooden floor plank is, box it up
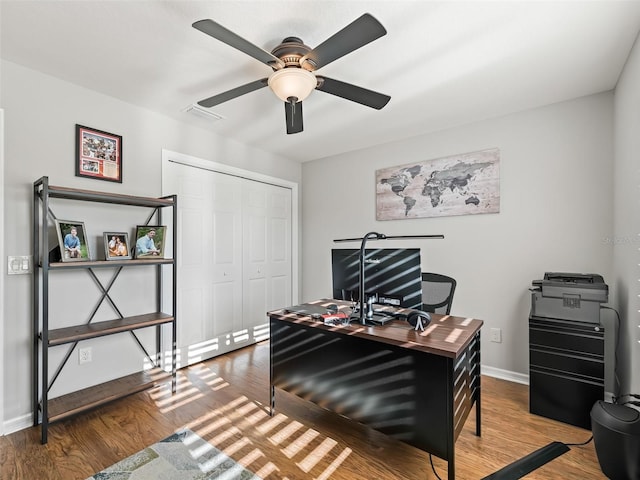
[0,340,606,479]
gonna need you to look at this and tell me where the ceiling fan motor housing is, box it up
[271,37,316,70]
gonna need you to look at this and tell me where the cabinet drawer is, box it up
[530,348,604,380]
[529,318,603,356]
[530,369,604,429]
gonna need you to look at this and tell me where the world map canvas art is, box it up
[376,148,500,220]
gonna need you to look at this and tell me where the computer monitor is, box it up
[331,248,422,309]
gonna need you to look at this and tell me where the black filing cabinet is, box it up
[529,315,605,429]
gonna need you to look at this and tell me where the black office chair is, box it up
[421,272,457,315]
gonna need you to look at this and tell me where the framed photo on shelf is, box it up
[76,124,122,183]
[55,220,90,262]
[103,232,131,260]
[134,225,166,259]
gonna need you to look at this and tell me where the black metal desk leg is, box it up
[476,392,482,437]
[446,358,455,480]
[270,385,275,417]
[476,332,482,437]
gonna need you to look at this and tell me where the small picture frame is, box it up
[103,232,131,260]
[76,124,122,183]
[134,225,166,259]
[55,220,90,262]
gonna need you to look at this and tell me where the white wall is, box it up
[301,92,615,383]
[0,109,5,434]
[613,33,640,397]
[0,60,301,432]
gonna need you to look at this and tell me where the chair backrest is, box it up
[421,272,457,315]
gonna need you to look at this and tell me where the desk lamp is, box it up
[334,232,444,325]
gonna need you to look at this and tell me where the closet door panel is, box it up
[175,174,208,349]
[246,277,268,330]
[244,199,268,329]
[267,188,292,312]
[212,280,237,336]
[179,288,204,347]
[210,176,243,334]
[164,157,292,365]
[167,163,242,353]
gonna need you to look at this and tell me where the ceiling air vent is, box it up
[182,104,224,122]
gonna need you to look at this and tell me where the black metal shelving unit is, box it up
[32,176,177,443]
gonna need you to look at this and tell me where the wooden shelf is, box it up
[43,184,175,208]
[47,312,174,346]
[47,258,174,270]
[46,368,171,423]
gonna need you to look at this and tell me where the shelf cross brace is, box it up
[87,268,158,367]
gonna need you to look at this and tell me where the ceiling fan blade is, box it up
[284,101,303,134]
[193,19,284,68]
[300,13,386,70]
[316,76,390,110]
[198,78,268,108]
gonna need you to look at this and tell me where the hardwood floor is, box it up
[0,340,606,479]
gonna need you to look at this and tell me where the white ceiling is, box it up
[2,1,640,163]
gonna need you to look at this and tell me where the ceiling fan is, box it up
[192,13,391,134]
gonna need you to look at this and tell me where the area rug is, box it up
[86,428,263,479]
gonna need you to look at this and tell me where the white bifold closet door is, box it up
[163,159,292,366]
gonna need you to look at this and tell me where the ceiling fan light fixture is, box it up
[268,68,316,103]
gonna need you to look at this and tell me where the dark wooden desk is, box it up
[269,299,483,480]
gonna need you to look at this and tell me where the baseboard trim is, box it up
[482,365,529,385]
[3,413,32,436]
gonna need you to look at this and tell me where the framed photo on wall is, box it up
[55,220,90,262]
[103,232,131,260]
[134,225,166,259]
[76,124,122,183]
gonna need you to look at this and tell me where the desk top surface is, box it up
[268,299,483,359]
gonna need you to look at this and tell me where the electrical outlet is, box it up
[490,328,502,343]
[78,347,92,364]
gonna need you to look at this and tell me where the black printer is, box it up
[530,272,608,323]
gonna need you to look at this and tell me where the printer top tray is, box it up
[538,272,608,303]
[531,272,608,323]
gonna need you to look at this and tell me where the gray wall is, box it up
[0,60,301,432]
[613,33,640,396]
[301,92,616,383]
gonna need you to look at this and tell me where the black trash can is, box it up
[591,400,640,479]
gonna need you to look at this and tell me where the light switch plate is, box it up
[8,255,33,275]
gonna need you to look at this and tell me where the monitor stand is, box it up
[349,304,394,326]
[367,313,395,325]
